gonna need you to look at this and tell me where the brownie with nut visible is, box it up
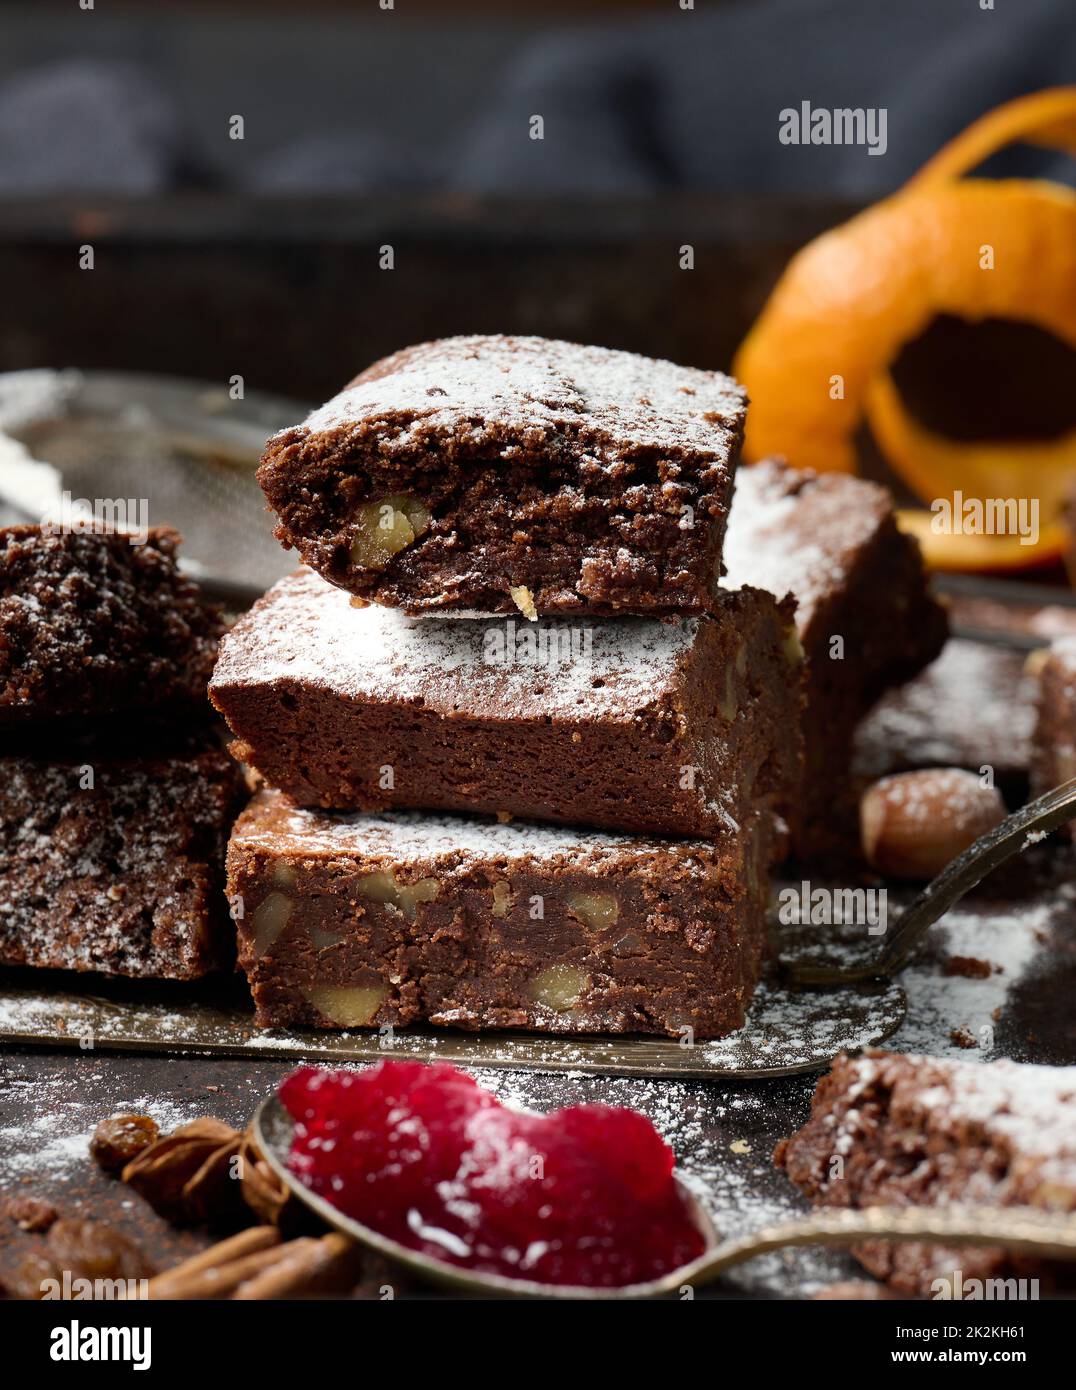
[0,524,223,724]
[1030,637,1076,839]
[0,735,246,979]
[723,459,947,862]
[257,335,746,617]
[227,789,774,1038]
[210,569,803,842]
[775,1050,1076,1297]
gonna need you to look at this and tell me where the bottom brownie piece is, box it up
[0,738,246,979]
[776,1050,1076,1297]
[227,789,774,1038]
[1030,637,1076,840]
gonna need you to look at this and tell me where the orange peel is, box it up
[733,88,1076,571]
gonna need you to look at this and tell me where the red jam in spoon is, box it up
[279,1060,705,1288]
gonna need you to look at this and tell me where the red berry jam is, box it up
[279,1060,705,1288]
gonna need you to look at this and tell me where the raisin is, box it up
[46,1218,152,1282]
[89,1114,159,1173]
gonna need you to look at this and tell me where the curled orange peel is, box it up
[733,88,1076,571]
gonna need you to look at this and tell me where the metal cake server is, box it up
[255,1093,1076,1300]
[789,775,1076,989]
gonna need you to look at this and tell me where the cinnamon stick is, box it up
[233,1233,358,1300]
[147,1226,282,1299]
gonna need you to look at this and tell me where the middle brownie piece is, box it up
[209,569,803,841]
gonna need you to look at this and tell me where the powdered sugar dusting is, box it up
[841,1051,1076,1185]
[723,459,886,633]
[287,335,745,464]
[211,569,699,721]
[234,788,716,869]
[854,639,1035,780]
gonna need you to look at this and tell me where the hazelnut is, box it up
[509,584,538,621]
[355,871,438,920]
[860,769,1006,880]
[490,881,512,919]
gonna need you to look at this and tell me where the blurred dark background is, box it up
[0,0,1073,400]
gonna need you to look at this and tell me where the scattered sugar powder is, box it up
[888,887,1070,1059]
[0,1070,201,1187]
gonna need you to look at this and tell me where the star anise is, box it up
[122,1117,245,1225]
[236,1129,290,1227]
[120,1117,289,1228]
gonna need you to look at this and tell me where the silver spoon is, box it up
[788,775,1076,988]
[255,1093,1076,1300]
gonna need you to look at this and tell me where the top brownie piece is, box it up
[0,524,224,724]
[257,335,746,616]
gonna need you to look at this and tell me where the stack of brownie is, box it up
[0,526,245,978]
[212,335,807,1039]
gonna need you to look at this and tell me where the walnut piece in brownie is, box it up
[209,569,803,842]
[227,790,775,1038]
[257,336,746,616]
[776,1050,1076,1297]
[723,459,947,863]
[1030,637,1076,840]
[0,525,223,724]
[0,738,246,978]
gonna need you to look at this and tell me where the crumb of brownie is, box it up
[509,584,538,621]
[949,1026,979,1049]
[4,1195,58,1233]
[943,955,996,979]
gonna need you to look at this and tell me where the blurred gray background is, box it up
[0,0,1072,404]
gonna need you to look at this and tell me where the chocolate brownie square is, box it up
[257,336,746,616]
[776,1050,1076,1297]
[0,525,223,725]
[723,460,947,861]
[227,790,774,1039]
[209,569,803,842]
[1030,637,1076,839]
[0,737,246,979]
